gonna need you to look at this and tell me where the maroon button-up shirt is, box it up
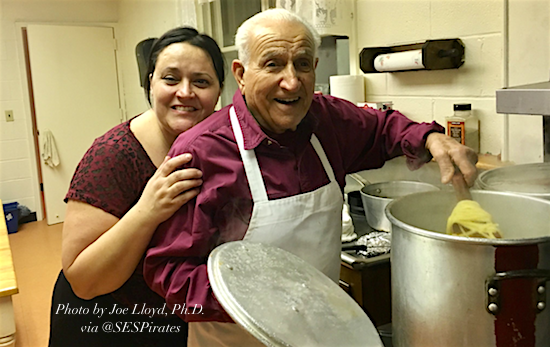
[144,91,444,323]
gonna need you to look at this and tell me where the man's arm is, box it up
[143,201,233,323]
[315,95,446,174]
[142,142,236,323]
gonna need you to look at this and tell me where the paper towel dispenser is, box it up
[359,38,465,73]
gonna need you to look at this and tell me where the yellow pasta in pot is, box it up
[446,200,502,239]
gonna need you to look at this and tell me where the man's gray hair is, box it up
[235,8,321,67]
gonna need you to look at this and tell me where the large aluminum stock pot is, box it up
[386,190,550,347]
[360,181,439,231]
[477,163,550,200]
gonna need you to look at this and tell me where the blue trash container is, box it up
[3,202,19,234]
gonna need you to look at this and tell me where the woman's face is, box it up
[150,42,221,140]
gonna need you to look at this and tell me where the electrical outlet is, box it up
[5,110,14,122]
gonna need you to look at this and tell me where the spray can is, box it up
[446,103,479,153]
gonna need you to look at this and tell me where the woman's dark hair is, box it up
[144,26,225,105]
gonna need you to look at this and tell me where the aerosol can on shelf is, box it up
[446,103,479,153]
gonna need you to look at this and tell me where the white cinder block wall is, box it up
[355,0,549,162]
[0,0,190,215]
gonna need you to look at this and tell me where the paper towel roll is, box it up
[329,75,365,104]
[374,49,424,72]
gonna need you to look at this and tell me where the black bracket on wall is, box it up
[359,38,465,73]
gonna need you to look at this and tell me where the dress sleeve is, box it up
[64,126,153,219]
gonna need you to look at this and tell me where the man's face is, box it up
[233,20,318,134]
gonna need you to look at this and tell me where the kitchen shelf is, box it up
[496,81,550,116]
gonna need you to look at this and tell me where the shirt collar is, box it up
[231,90,318,150]
[232,90,267,150]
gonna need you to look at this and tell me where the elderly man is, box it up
[144,8,477,347]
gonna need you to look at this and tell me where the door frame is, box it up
[15,21,127,221]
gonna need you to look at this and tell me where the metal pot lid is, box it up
[477,163,550,197]
[207,241,384,347]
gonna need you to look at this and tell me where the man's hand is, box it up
[425,132,478,187]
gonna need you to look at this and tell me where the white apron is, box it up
[188,107,343,347]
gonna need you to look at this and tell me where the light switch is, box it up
[5,110,14,122]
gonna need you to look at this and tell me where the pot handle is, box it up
[348,173,369,187]
[486,269,550,315]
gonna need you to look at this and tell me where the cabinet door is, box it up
[197,0,269,49]
[217,0,262,106]
[219,0,262,47]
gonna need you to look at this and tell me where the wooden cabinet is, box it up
[339,254,391,328]
[0,200,18,347]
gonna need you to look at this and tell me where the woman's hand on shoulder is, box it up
[137,153,203,224]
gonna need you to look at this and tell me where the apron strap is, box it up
[229,107,337,202]
[310,134,336,183]
[229,107,269,202]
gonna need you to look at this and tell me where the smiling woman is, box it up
[48,27,225,347]
[141,41,222,146]
[145,37,224,145]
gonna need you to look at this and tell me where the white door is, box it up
[26,25,122,225]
